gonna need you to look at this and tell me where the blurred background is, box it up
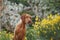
[0,0,60,40]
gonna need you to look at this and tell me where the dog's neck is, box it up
[21,22,25,28]
[17,19,26,28]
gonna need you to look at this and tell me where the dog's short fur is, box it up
[13,14,32,40]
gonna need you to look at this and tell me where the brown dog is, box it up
[13,14,32,40]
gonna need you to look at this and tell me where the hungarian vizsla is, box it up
[13,13,32,40]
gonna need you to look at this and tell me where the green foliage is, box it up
[0,31,11,40]
[8,0,30,6]
[48,0,60,10]
[19,10,34,16]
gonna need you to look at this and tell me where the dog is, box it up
[13,13,32,40]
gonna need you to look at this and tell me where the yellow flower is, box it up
[35,22,40,25]
[35,16,39,21]
[35,22,38,24]
[10,34,14,38]
[47,14,53,19]
[25,37,27,40]
[35,25,38,27]
[50,14,52,18]
[50,37,53,40]
[41,18,50,25]
[47,16,50,19]
[38,22,40,24]
[34,26,39,30]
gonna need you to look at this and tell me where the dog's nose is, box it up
[28,20,32,24]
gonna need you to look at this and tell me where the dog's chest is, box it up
[15,25,26,35]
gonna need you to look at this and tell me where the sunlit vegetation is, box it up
[0,14,60,40]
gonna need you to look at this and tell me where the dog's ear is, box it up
[21,14,26,22]
[21,14,25,19]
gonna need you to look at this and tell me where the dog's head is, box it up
[21,13,32,24]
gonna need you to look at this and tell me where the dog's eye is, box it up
[30,16,32,18]
[25,17,28,18]
[30,17,31,19]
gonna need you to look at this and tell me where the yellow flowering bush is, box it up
[33,14,60,40]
